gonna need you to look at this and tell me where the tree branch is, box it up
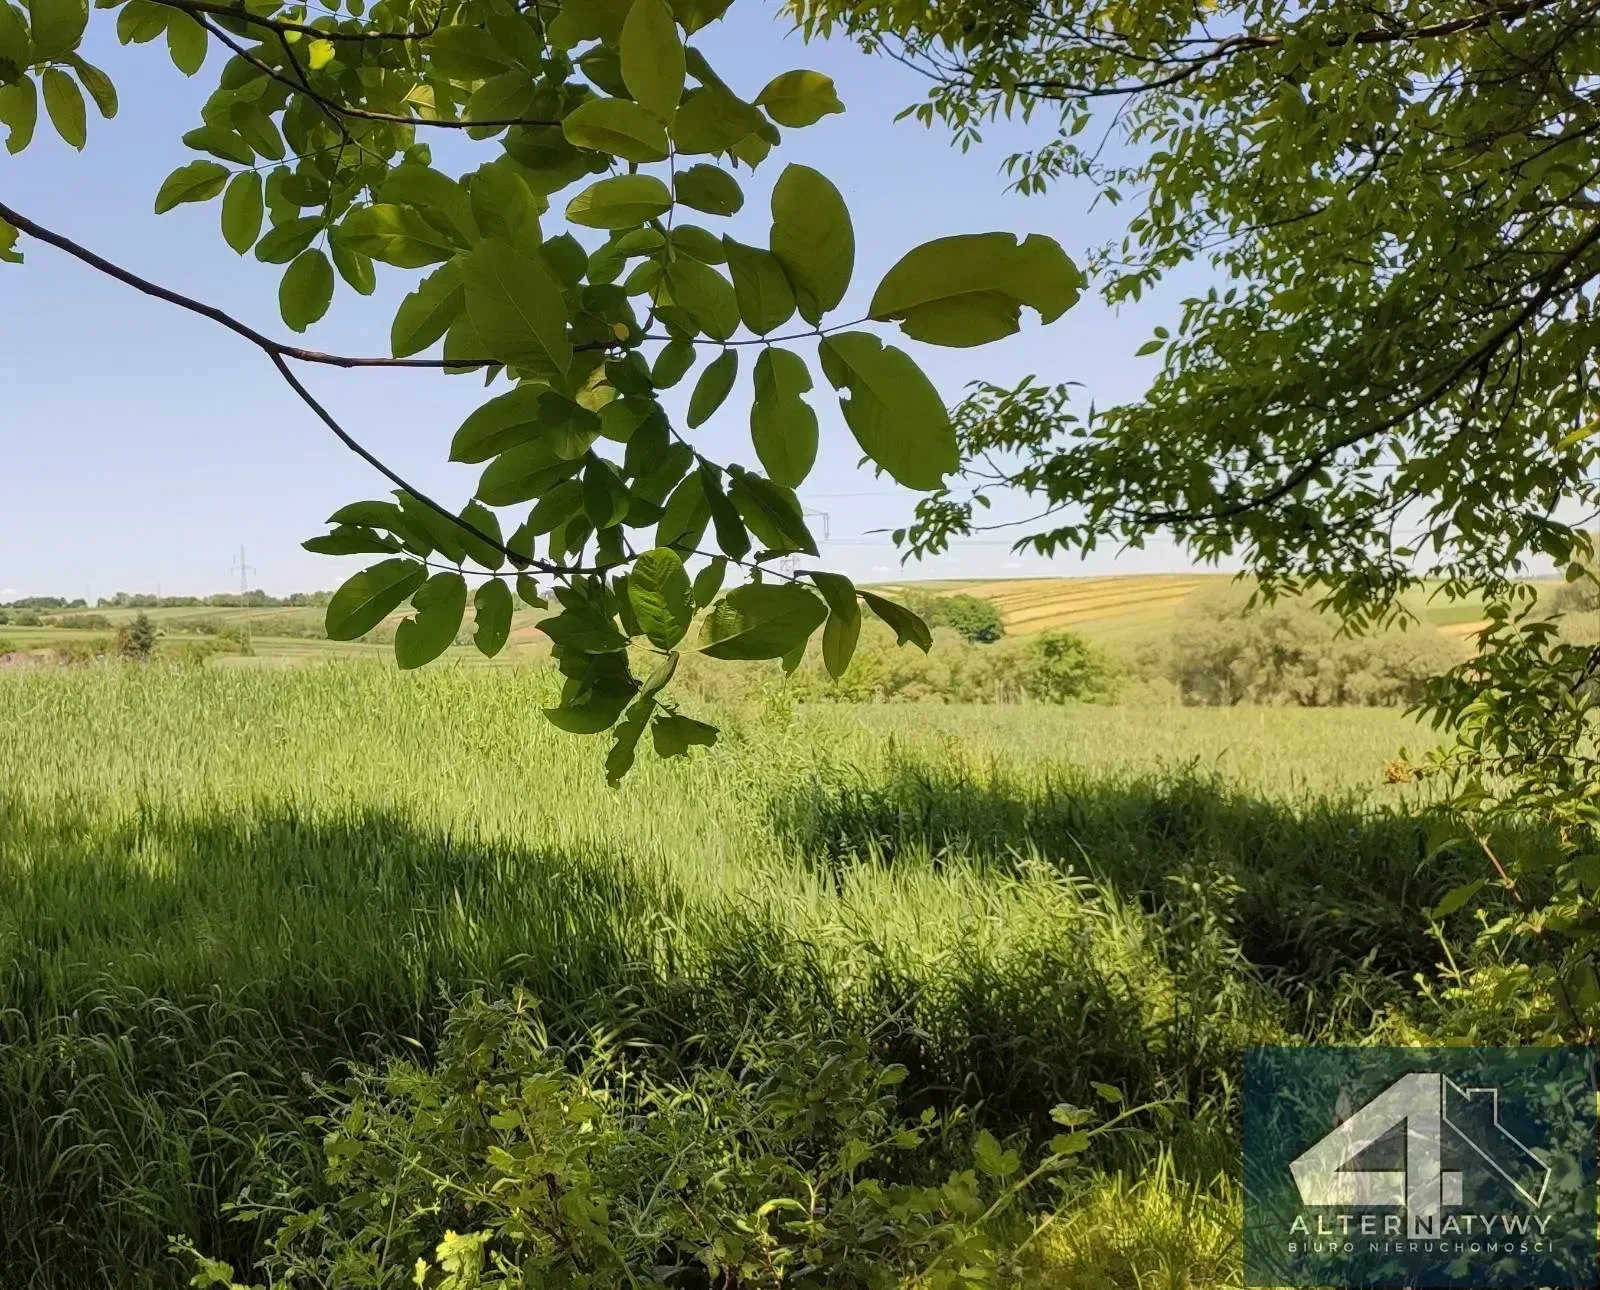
[200,15,563,130]
[151,0,441,42]
[0,198,567,574]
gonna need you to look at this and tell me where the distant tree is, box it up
[905,592,1005,644]
[114,613,156,662]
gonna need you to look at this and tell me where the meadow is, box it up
[0,660,1489,1288]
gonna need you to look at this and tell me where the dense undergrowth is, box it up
[0,665,1504,1287]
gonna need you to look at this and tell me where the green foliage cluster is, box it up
[0,608,42,626]
[181,993,1106,1290]
[113,610,157,661]
[0,0,1083,782]
[898,591,1005,644]
[680,622,1118,705]
[43,611,114,629]
[1158,591,1466,708]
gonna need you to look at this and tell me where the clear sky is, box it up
[0,5,1200,601]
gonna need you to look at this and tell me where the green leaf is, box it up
[750,347,816,488]
[674,164,742,216]
[728,469,816,555]
[477,441,586,506]
[538,601,627,653]
[1091,1082,1124,1104]
[0,214,20,264]
[652,337,695,388]
[394,571,468,669]
[220,170,263,255]
[153,159,228,213]
[378,164,478,247]
[164,7,205,74]
[339,204,456,268]
[182,124,251,165]
[453,383,568,462]
[469,160,540,247]
[230,103,283,160]
[325,558,427,640]
[860,589,932,652]
[722,238,794,336]
[28,0,84,61]
[0,77,38,154]
[301,525,401,556]
[40,66,83,148]
[868,233,1082,347]
[1428,877,1487,921]
[663,256,737,341]
[280,249,334,333]
[0,3,31,84]
[687,349,736,428]
[819,331,956,491]
[1050,1132,1091,1157]
[754,70,841,127]
[456,499,507,570]
[516,573,546,607]
[669,223,725,265]
[699,463,748,561]
[808,568,859,622]
[332,244,377,297]
[562,96,669,163]
[651,711,718,756]
[700,582,825,660]
[566,174,672,229]
[605,693,656,785]
[973,1130,1020,1179]
[114,0,165,44]
[668,0,729,32]
[306,37,334,70]
[655,472,710,552]
[822,605,859,678]
[65,55,114,118]
[628,546,693,648]
[463,238,571,381]
[392,259,464,357]
[547,0,631,47]
[620,0,682,122]
[545,662,634,732]
[692,555,725,606]
[672,84,766,156]
[770,164,852,323]
[396,490,467,564]
[254,217,322,264]
[473,577,514,656]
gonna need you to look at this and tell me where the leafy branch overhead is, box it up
[0,0,1080,778]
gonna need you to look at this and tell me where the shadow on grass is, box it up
[768,753,1491,991]
[0,794,1254,1287]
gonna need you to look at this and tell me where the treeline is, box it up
[94,590,332,608]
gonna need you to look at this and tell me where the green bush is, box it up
[114,613,158,663]
[680,624,1118,706]
[180,994,1094,1290]
[902,593,1007,644]
[1164,591,1463,706]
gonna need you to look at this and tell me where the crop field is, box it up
[0,661,1488,1287]
[872,575,1503,648]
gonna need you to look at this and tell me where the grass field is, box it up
[1,573,1523,670]
[0,661,1488,1287]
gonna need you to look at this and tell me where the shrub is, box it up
[180,994,1094,1290]
[1166,590,1464,706]
[45,613,115,630]
[904,593,1007,644]
[114,613,157,662]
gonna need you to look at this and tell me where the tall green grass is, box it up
[0,665,1459,1286]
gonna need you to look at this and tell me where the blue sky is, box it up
[0,5,1197,600]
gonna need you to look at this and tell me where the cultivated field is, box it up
[873,575,1496,646]
[0,662,1479,1287]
